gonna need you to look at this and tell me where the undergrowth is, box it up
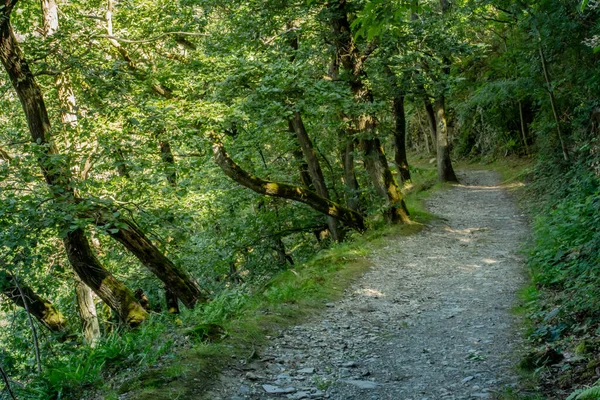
[16,162,439,400]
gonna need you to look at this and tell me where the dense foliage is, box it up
[0,0,599,398]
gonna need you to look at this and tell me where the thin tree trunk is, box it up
[288,120,314,189]
[392,95,411,184]
[13,275,42,374]
[0,270,68,332]
[518,101,530,156]
[74,275,100,346]
[212,138,366,231]
[424,99,438,152]
[290,113,343,241]
[0,363,16,400]
[434,96,458,182]
[339,136,361,213]
[538,44,568,161]
[159,140,177,186]
[416,107,431,154]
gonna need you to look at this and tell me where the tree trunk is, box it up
[392,95,411,184]
[434,96,458,183]
[360,137,410,224]
[518,101,530,155]
[88,209,205,308]
[340,136,361,213]
[327,0,409,224]
[0,19,149,326]
[424,99,438,152]
[159,140,177,186]
[212,138,366,231]
[165,287,180,314]
[288,120,314,189]
[0,270,68,332]
[64,229,148,326]
[74,274,100,346]
[290,112,343,242]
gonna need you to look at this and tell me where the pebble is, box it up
[342,380,379,389]
[262,384,296,394]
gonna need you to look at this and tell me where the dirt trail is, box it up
[209,170,529,400]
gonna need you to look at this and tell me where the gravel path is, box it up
[208,170,529,400]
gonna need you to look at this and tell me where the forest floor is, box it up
[205,170,530,400]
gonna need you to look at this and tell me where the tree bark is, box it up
[288,120,314,189]
[159,140,177,186]
[87,209,205,308]
[327,0,409,224]
[165,287,180,314]
[0,18,148,326]
[392,95,411,184]
[434,96,458,182]
[0,270,68,332]
[518,101,530,155]
[74,275,100,346]
[290,112,343,242]
[339,136,361,213]
[212,139,365,231]
[424,99,438,152]
[64,229,148,326]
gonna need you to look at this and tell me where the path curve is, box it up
[210,170,528,400]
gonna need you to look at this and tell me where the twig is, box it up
[13,275,42,374]
[95,31,206,44]
[0,363,17,400]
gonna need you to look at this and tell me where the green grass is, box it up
[110,162,441,400]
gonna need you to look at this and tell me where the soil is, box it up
[206,170,529,400]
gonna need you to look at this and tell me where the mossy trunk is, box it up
[0,270,68,332]
[89,210,205,308]
[424,99,438,152]
[291,112,343,242]
[64,229,148,326]
[434,96,458,183]
[360,137,410,224]
[0,19,148,327]
[212,139,366,231]
[74,275,100,346]
[327,0,409,224]
[288,120,314,190]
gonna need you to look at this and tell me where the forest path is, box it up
[210,170,529,400]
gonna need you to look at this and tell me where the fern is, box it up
[567,380,600,400]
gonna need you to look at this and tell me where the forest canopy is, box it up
[1,0,599,398]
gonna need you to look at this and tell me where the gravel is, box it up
[206,170,528,400]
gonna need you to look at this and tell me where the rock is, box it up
[309,390,324,398]
[262,384,296,394]
[471,393,490,399]
[245,372,263,381]
[287,391,310,399]
[342,380,379,389]
[238,385,250,394]
[461,376,474,383]
[231,397,245,400]
[298,367,315,374]
[342,361,358,368]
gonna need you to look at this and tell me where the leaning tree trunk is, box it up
[290,112,343,242]
[64,229,148,326]
[212,138,365,231]
[0,269,68,332]
[289,120,314,189]
[87,209,205,308]
[0,18,148,326]
[40,0,101,343]
[434,96,458,183]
